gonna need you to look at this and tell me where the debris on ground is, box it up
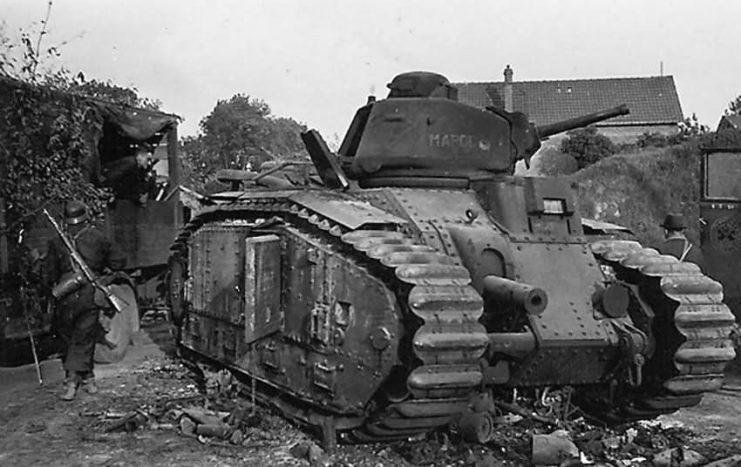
[702,454,741,467]
[2,323,740,466]
[531,430,579,465]
[289,441,330,466]
[653,447,708,467]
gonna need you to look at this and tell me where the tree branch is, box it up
[31,0,53,78]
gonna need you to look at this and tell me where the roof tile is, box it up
[454,76,683,126]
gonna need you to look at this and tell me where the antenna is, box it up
[660,61,664,77]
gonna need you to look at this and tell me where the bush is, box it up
[532,147,578,176]
[559,126,617,169]
[700,128,741,148]
[637,132,669,149]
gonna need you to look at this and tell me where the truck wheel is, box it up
[94,284,136,364]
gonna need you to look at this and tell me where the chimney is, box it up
[504,65,513,112]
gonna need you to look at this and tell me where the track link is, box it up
[341,230,488,441]
[590,239,736,420]
[173,198,489,442]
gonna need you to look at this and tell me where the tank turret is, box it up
[338,71,628,180]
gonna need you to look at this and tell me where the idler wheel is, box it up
[596,283,630,318]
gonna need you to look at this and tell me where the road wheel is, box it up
[94,284,136,364]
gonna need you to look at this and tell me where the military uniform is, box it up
[45,201,123,399]
[102,153,156,204]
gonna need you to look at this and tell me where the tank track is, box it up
[172,197,489,442]
[588,239,736,422]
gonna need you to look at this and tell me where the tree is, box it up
[181,94,309,191]
[559,126,617,169]
[726,95,741,116]
[0,1,157,235]
[64,78,162,110]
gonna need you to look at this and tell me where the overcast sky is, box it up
[2,0,740,141]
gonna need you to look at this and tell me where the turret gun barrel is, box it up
[535,104,629,139]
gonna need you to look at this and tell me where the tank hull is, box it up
[171,184,735,444]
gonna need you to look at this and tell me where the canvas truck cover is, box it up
[0,76,180,184]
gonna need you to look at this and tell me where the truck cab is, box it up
[700,140,741,322]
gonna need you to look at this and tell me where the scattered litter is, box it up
[703,454,741,467]
[652,447,706,467]
[24,421,46,433]
[531,431,579,465]
[289,441,329,466]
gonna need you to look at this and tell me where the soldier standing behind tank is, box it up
[44,200,125,400]
[656,213,707,274]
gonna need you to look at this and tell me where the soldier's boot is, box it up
[60,381,77,401]
[82,378,98,394]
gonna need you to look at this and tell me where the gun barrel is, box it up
[43,209,95,283]
[535,104,629,139]
[482,275,548,315]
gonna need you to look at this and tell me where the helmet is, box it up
[661,213,687,231]
[64,200,89,226]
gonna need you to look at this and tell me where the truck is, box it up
[699,128,741,371]
[0,75,184,365]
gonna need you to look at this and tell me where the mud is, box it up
[1,321,739,466]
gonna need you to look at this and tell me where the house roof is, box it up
[718,114,741,131]
[455,76,683,127]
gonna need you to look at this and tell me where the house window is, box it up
[705,152,741,200]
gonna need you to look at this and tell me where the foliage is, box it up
[726,95,741,116]
[618,114,710,154]
[531,147,578,176]
[0,4,154,243]
[636,132,669,149]
[700,128,741,149]
[1,12,105,236]
[181,94,309,192]
[64,78,162,110]
[670,113,709,144]
[559,125,617,169]
[1,85,114,227]
[572,141,702,246]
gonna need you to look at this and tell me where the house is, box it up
[717,114,741,131]
[455,66,684,147]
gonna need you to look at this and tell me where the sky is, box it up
[2,0,741,142]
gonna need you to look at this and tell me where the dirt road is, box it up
[1,322,739,466]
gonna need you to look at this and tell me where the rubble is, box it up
[531,431,580,465]
[703,454,741,467]
[289,441,329,466]
[652,447,707,467]
[5,337,737,466]
[77,364,740,467]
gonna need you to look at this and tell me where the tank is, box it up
[168,72,736,447]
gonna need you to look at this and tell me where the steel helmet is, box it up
[64,200,89,226]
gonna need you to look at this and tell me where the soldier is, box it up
[656,213,707,274]
[102,147,157,205]
[45,200,124,400]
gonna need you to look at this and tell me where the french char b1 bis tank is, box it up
[169,72,736,446]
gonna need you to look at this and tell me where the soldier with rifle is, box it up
[43,201,126,401]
